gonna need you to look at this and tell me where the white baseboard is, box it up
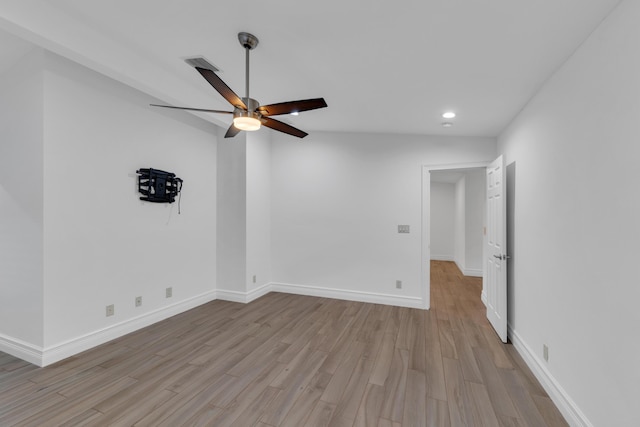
[430,255,454,261]
[463,268,483,277]
[271,282,424,309]
[35,290,217,367]
[217,283,271,304]
[219,282,424,309]
[481,290,487,306]
[508,324,593,427]
[0,334,44,366]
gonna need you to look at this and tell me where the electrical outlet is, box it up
[106,304,114,317]
[166,287,172,298]
[396,280,402,289]
[543,344,549,362]
[135,296,142,307]
[252,275,256,284]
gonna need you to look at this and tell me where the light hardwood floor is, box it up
[0,261,567,426]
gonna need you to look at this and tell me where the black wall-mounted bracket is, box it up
[136,168,183,204]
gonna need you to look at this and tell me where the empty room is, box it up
[1,1,638,426]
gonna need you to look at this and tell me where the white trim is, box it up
[215,289,249,303]
[219,282,425,309]
[38,290,217,367]
[271,282,424,309]
[421,166,431,309]
[217,282,271,304]
[463,267,483,277]
[508,324,593,427]
[425,161,492,172]
[0,334,44,366]
[430,254,454,261]
[481,290,487,306]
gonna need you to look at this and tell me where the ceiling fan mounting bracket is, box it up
[238,32,259,50]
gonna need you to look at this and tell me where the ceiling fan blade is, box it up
[258,98,327,116]
[195,67,247,110]
[150,104,233,114]
[262,117,308,138]
[224,123,241,138]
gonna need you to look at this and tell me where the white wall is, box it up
[216,129,273,300]
[429,182,455,260]
[216,132,247,295]
[38,52,218,361]
[0,48,44,348]
[246,131,272,293]
[271,131,495,307]
[464,169,484,275]
[497,1,639,425]
[453,176,466,271]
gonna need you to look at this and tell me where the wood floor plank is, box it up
[260,350,327,426]
[353,383,384,427]
[468,380,501,426]
[306,401,337,427]
[319,304,370,375]
[424,309,448,401]
[369,331,396,386]
[330,356,375,423]
[402,369,427,426]
[451,317,483,383]
[443,357,478,427]
[438,318,458,359]
[532,394,569,427]
[499,367,549,427]
[321,341,366,404]
[379,348,409,423]
[473,346,519,418]
[279,371,333,427]
[479,324,514,369]
[426,397,451,427]
[408,309,427,373]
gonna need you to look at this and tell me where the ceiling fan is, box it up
[151,32,327,138]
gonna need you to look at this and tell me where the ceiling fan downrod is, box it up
[238,32,259,113]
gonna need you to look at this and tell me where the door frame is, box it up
[421,162,490,309]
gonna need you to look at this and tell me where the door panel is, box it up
[486,155,507,342]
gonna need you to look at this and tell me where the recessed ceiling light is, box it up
[442,111,456,119]
[442,122,453,128]
[290,111,299,116]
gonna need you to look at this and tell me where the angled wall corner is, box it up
[0,47,45,356]
[216,129,273,299]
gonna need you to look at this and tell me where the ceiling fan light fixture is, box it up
[233,115,261,131]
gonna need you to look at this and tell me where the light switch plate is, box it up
[398,225,410,233]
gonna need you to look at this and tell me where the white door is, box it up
[486,155,508,342]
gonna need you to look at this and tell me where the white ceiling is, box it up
[0,0,621,137]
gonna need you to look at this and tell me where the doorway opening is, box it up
[421,162,489,310]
